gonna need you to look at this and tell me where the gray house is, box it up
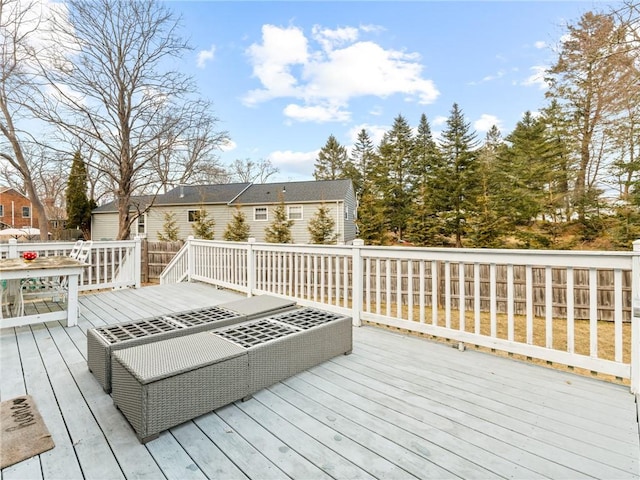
[91,179,358,244]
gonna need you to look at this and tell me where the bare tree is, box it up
[229,158,279,184]
[0,0,53,238]
[34,0,228,239]
[150,107,229,192]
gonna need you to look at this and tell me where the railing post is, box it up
[8,238,18,259]
[187,236,194,283]
[631,240,640,393]
[133,236,142,289]
[351,239,364,327]
[247,238,256,297]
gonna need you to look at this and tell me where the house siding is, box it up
[0,188,39,229]
[91,180,358,244]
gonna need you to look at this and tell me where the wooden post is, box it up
[247,238,256,297]
[8,238,17,259]
[631,240,640,393]
[351,239,364,327]
[134,236,142,289]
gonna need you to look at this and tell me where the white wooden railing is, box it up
[160,238,640,393]
[1,238,142,291]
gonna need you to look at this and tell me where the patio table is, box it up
[0,256,86,328]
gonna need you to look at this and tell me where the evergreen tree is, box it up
[356,189,388,245]
[373,114,414,241]
[264,194,293,243]
[223,207,250,241]
[346,128,375,198]
[307,204,338,244]
[436,104,480,247]
[157,211,179,241]
[314,134,348,180]
[407,114,445,246]
[499,112,555,227]
[467,126,508,247]
[191,208,215,239]
[65,150,92,238]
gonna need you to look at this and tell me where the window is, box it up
[344,206,349,220]
[0,205,3,217]
[137,214,145,234]
[254,207,268,221]
[22,206,30,218]
[188,210,202,222]
[287,205,303,220]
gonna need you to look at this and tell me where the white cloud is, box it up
[522,65,549,90]
[243,23,439,122]
[534,41,547,49]
[219,139,237,152]
[197,45,216,69]
[433,116,447,126]
[268,149,318,178]
[347,123,388,147]
[283,103,350,123]
[474,114,502,132]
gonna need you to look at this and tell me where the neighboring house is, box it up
[91,179,358,244]
[0,187,38,229]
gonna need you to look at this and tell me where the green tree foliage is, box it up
[223,207,250,241]
[346,129,375,198]
[264,194,293,243]
[499,112,555,226]
[157,211,179,241]
[307,204,338,244]
[191,208,215,239]
[356,189,388,245]
[65,151,92,238]
[435,104,480,247]
[467,126,508,247]
[314,134,349,180]
[407,114,446,246]
[372,114,414,241]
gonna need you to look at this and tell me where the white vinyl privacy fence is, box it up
[161,238,640,393]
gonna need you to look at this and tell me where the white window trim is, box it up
[287,205,303,221]
[254,206,268,221]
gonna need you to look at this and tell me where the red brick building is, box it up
[0,186,38,229]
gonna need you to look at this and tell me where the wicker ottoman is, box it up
[88,295,295,392]
[215,308,353,394]
[111,333,249,443]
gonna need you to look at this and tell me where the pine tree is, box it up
[307,204,338,244]
[436,104,480,247]
[407,114,445,246]
[264,194,293,243]
[191,208,215,239]
[223,207,250,241]
[65,150,92,238]
[356,189,388,245]
[157,211,179,241]
[467,126,507,247]
[314,134,348,180]
[373,114,414,241]
[346,128,375,198]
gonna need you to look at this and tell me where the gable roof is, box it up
[0,187,29,199]
[91,180,353,213]
[92,183,251,213]
[229,179,353,205]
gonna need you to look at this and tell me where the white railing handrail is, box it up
[1,238,141,291]
[159,237,640,393]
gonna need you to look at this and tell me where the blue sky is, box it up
[167,1,612,182]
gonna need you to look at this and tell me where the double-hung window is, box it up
[287,205,303,220]
[254,207,268,221]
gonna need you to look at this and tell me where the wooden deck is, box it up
[1,282,638,479]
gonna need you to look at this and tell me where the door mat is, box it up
[1,395,54,469]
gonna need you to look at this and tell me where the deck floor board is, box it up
[1,282,638,480]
